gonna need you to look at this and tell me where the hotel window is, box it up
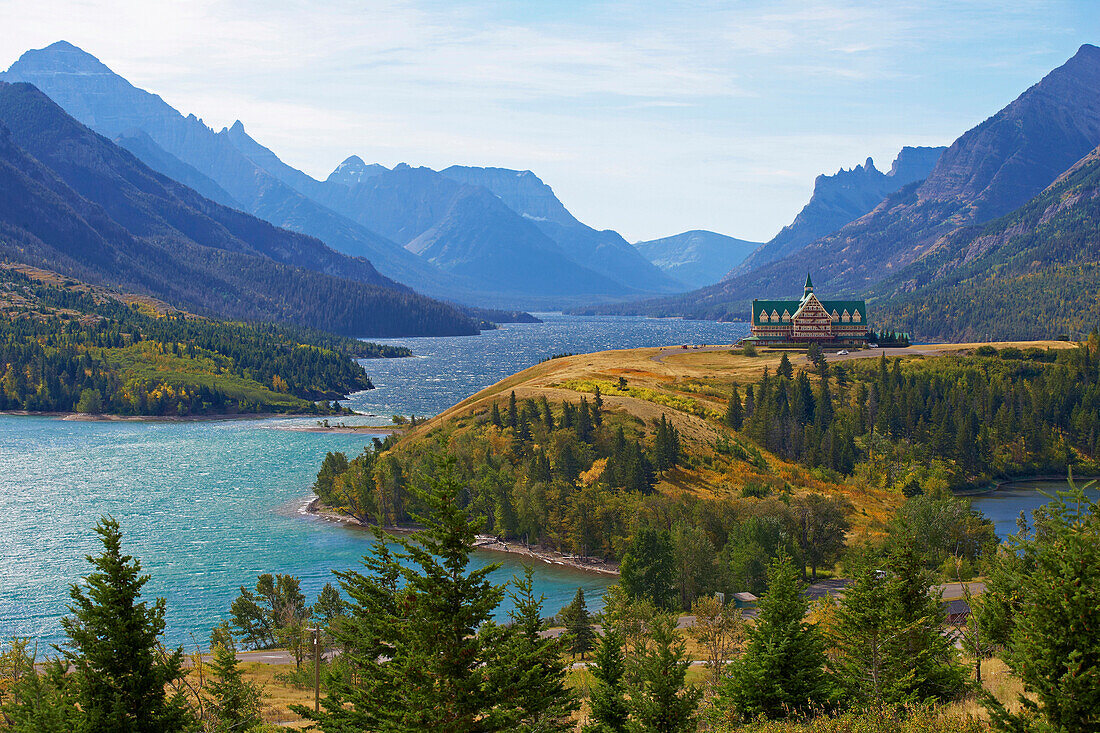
[771,310,780,321]
[759,311,769,323]
[842,311,850,323]
[782,310,791,322]
[853,310,861,322]
[831,310,839,321]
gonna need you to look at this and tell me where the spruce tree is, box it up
[205,640,262,732]
[725,386,743,430]
[509,390,518,429]
[584,628,629,733]
[490,402,503,428]
[298,460,574,732]
[982,479,1100,731]
[484,567,576,732]
[627,612,701,733]
[718,553,834,720]
[60,516,195,732]
[777,353,794,379]
[620,527,676,610]
[562,588,595,659]
[592,386,604,426]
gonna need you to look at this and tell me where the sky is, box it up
[0,1,1096,242]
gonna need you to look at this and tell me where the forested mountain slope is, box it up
[0,82,481,337]
[870,145,1100,341]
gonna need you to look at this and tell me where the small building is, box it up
[732,591,758,609]
[942,598,971,625]
[748,274,869,347]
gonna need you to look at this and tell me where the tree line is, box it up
[0,268,407,415]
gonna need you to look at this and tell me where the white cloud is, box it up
[0,0,1090,240]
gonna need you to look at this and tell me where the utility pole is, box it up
[313,627,321,713]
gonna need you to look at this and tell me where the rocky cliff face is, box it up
[730,146,945,278]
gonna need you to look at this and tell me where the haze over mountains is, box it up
[0,81,481,337]
[633,231,761,289]
[0,41,685,309]
[580,44,1100,341]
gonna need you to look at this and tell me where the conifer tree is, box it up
[299,460,575,732]
[627,612,701,733]
[205,639,262,732]
[620,527,676,610]
[509,390,518,429]
[744,384,755,420]
[777,353,794,379]
[725,386,743,430]
[584,628,629,733]
[484,567,577,732]
[490,402,503,428]
[577,397,593,442]
[592,386,604,426]
[982,478,1100,731]
[60,516,196,732]
[718,553,834,720]
[562,588,595,659]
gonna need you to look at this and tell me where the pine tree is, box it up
[490,402,503,428]
[509,390,518,429]
[620,527,676,610]
[577,397,593,442]
[484,567,576,732]
[627,612,701,733]
[298,460,574,732]
[982,478,1100,731]
[725,386,743,430]
[592,386,604,426]
[562,588,595,659]
[718,554,834,720]
[777,353,794,379]
[583,628,629,733]
[59,516,196,732]
[205,639,262,732]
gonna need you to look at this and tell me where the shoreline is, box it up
[302,497,620,576]
[0,410,401,433]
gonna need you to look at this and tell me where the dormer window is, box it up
[831,309,840,322]
[782,310,791,322]
[842,310,850,323]
[759,311,769,323]
[853,310,861,322]
[771,310,780,321]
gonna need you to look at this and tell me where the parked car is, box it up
[837,350,849,355]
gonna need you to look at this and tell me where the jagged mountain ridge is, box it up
[0,81,481,337]
[730,146,945,278]
[633,230,761,289]
[576,45,1100,325]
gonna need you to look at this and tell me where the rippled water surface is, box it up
[969,479,1100,539]
[1,314,749,647]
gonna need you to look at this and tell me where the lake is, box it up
[969,478,1100,539]
[0,314,750,648]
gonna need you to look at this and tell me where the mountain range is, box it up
[0,81,481,337]
[0,41,684,309]
[578,44,1100,341]
[632,231,761,289]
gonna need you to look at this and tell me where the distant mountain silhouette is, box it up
[0,41,685,307]
[440,165,685,293]
[0,81,480,337]
[633,230,760,289]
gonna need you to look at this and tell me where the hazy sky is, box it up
[0,1,1096,241]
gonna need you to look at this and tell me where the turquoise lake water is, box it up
[0,314,751,647]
